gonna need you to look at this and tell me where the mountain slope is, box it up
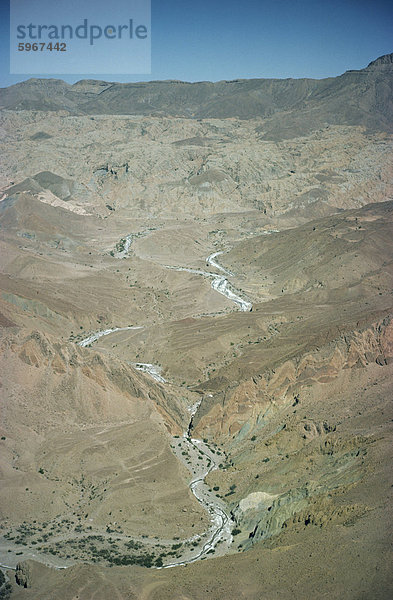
[0,54,392,138]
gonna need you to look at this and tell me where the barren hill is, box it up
[1,54,392,138]
[0,54,392,599]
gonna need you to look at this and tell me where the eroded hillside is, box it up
[0,55,392,599]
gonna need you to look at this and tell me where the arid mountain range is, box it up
[0,54,392,599]
[1,53,393,138]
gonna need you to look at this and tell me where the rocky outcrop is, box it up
[232,436,369,549]
[15,561,32,588]
[2,330,188,434]
[193,315,393,440]
[367,53,393,68]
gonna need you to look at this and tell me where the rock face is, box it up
[367,53,393,68]
[15,562,32,588]
[231,434,370,550]
[194,315,393,439]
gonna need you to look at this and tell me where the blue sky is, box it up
[0,0,392,87]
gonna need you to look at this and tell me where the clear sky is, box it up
[0,0,392,87]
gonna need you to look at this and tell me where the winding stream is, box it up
[211,276,252,311]
[165,254,252,312]
[114,229,156,259]
[115,234,133,259]
[78,248,252,350]
[72,245,247,567]
[206,251,233,275]
[130,362,166,383]
[0,243,241,572]
[78,326,143,347]
[163,435,234,568]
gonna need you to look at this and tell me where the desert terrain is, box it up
[0,54,392,598]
